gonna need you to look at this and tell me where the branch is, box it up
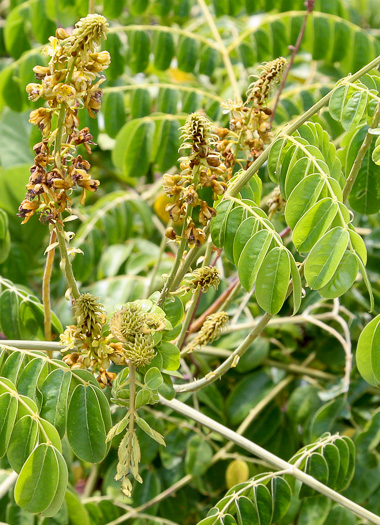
[160,396,380,525]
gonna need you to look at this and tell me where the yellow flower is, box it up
[53,83,77,103]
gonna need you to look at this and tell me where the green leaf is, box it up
[152,117,180,172]
[67,384,111,463]
[287,385,320,424]
[211,200,234,248]
[256,247,291,314]
[0,290,22,340]
[158,342,180,371]
[40,448,68,518]
[224,206,245,263]
[39,418,62,452]
[300,453,329,498]
[305,227,349,289]
[285,174,324,230]
[233,217,258,266]
[15,444,60,514]
[40,369,71,438]
[271,477,291,522]
[309,398,345,441]
[178,36,199,72]
[319,251,358,299]
[153,31,175,70]
[236,496,259,525]
[334,438,350,490]
[0,209,10,264]
[226,372,273,425]
[129,30,150,73]
[292,197,339,253]
[288,252,302,314]
[254,484,272,525]
[185,435,213,476]
[112,119,155,180]
[0,392,18,457]
[4,4,31,58]
[356,314,380,386]
[322,443,340,490]
[17,357,48,403]
[103,92,126,139]
[144,367,163,390]
[298,495,331,525]
[65,488,90,525]
[238,230,272,292]
[7,415,38,473]
[136,416,166,446]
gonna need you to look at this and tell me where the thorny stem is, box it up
[160,396,380,525]
[342,100,380,201]
[270,0,316,122]
[196,0,241,99]
[157,205,191,308]
[42,227,57,347]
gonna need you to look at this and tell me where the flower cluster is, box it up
[110,301,167,368]
[60,293,122,388]
[187,311,229,352]
[18,14,110,224]
[174,265,220,295]
[163,113,227,247]
[218,57,287,174]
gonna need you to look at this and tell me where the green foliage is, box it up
[0,1,379,525]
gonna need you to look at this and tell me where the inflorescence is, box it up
[18,14,110,224]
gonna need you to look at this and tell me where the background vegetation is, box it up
[0,0,380,524]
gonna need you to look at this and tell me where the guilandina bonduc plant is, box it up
[2,4,380,524]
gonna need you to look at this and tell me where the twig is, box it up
[270,0,316,122]
[82,464,99,499]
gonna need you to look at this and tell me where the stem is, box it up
[159,396,380,525]
[157,205,191,308]
[196,0,240,99]
[128,364,136,437]
[82,464,99,499]
[270,0,315,122]
[0,471,18,498]
[42,228,57,346]
[343,100,380,201]
[147,222,170,298]
[177,290,201,351]
[2,341,65,351]
[56,223,80,300]
[175,312,272,393]
[88,0,95,14]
